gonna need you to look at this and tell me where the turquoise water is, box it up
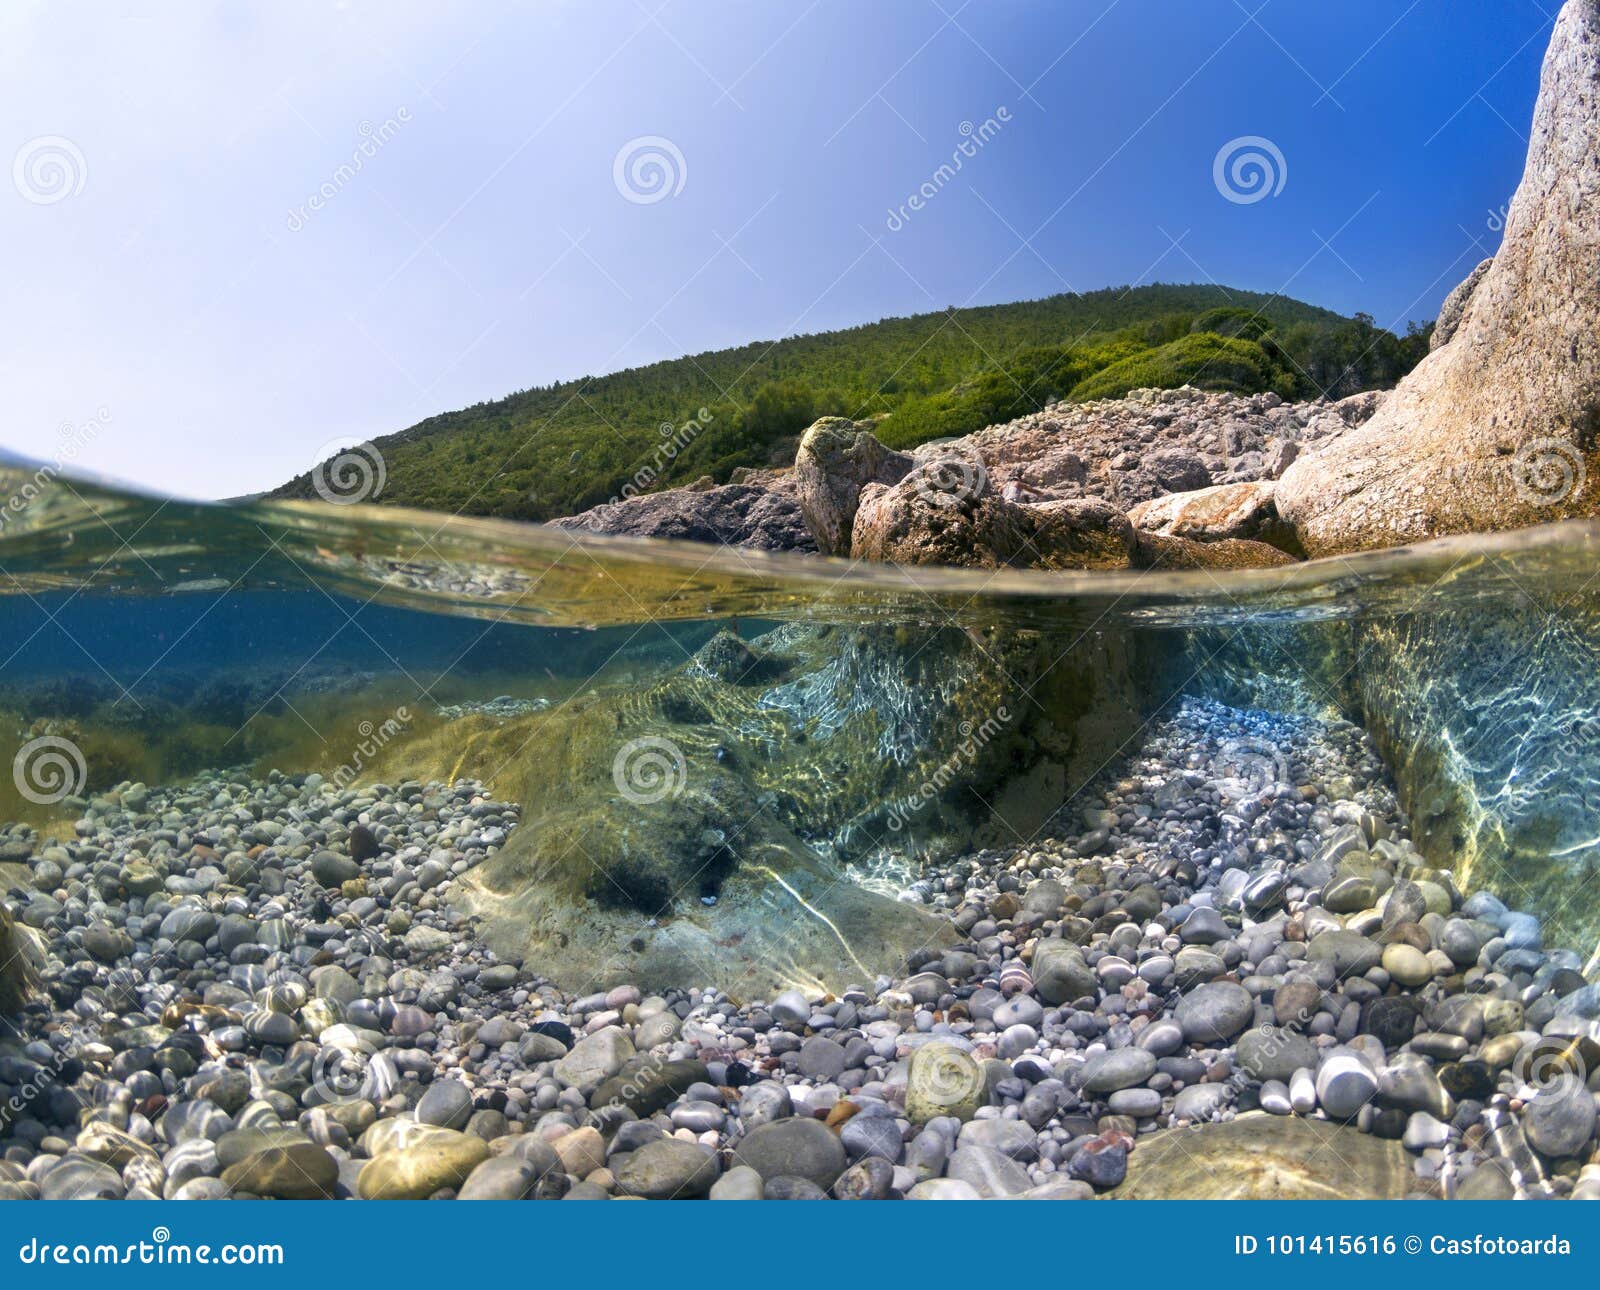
[3,459,1600,968]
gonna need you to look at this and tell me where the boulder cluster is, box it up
[558,0,1600,568]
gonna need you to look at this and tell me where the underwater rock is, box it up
[453,619,1155,993]
[552,478,817,552]
[1132,532,1297,570]
[0,906,34,1015]
[794,418,914,556]
[1109,1114,1411,1199]
[1279,0,1600,554]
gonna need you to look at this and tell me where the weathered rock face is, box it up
[548,386,1377,564]
[1128,480,1302,554]
[1279,0,1600,555]
[1432,257,1493,351]
[794,418,913,556]
[552,477,817,552]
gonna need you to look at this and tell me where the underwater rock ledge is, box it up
[447,619,1169,995]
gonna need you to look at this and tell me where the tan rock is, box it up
[553,1126,606,1177]
[794,418,913,555]
[1111,1113,1411,1199]
[1279,0,1600,555]
[1132,532,1297,570]
[356,1128,489,1200]
[850,458,1137,570]
[1127,480,1301,554]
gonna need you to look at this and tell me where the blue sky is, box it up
[0,0,1556,499]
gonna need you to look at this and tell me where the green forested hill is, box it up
[271,284,1429,521]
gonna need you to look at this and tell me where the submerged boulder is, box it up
[1110,1114,1412,1199]
[0,907,34,1016]
[444,619,1155,994]
[1132,532,1297,571]
[1279,0,1600,554]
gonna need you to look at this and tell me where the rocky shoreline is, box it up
[556,0,1600,573]
[2,697,1596,1201]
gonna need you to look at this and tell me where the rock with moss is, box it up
[794,418,914,556]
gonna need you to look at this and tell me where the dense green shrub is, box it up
[1068,334,1297,402]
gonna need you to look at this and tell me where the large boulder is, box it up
[1279,0,1600,555]
[850,458,1137,570]
[794,418,913,555]
[552,477,816,551]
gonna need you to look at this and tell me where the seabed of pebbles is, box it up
[3,696,1599,1201]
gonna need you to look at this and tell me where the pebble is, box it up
[1,696,1593,1206]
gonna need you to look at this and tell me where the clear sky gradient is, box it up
[0,0,1555,499]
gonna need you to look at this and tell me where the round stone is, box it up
[1316,1051,1377,1119]
[1523,1085,1598,1160]
[1381,944,1431,987]
[1080,1047,1158,1094]
[417,1079,474,1130]
[1235,1027,1318,1082]
[1175,982,1254,1044]
[731,1118,847,1189]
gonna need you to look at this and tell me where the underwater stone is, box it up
[1113,1114,1410,1199]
